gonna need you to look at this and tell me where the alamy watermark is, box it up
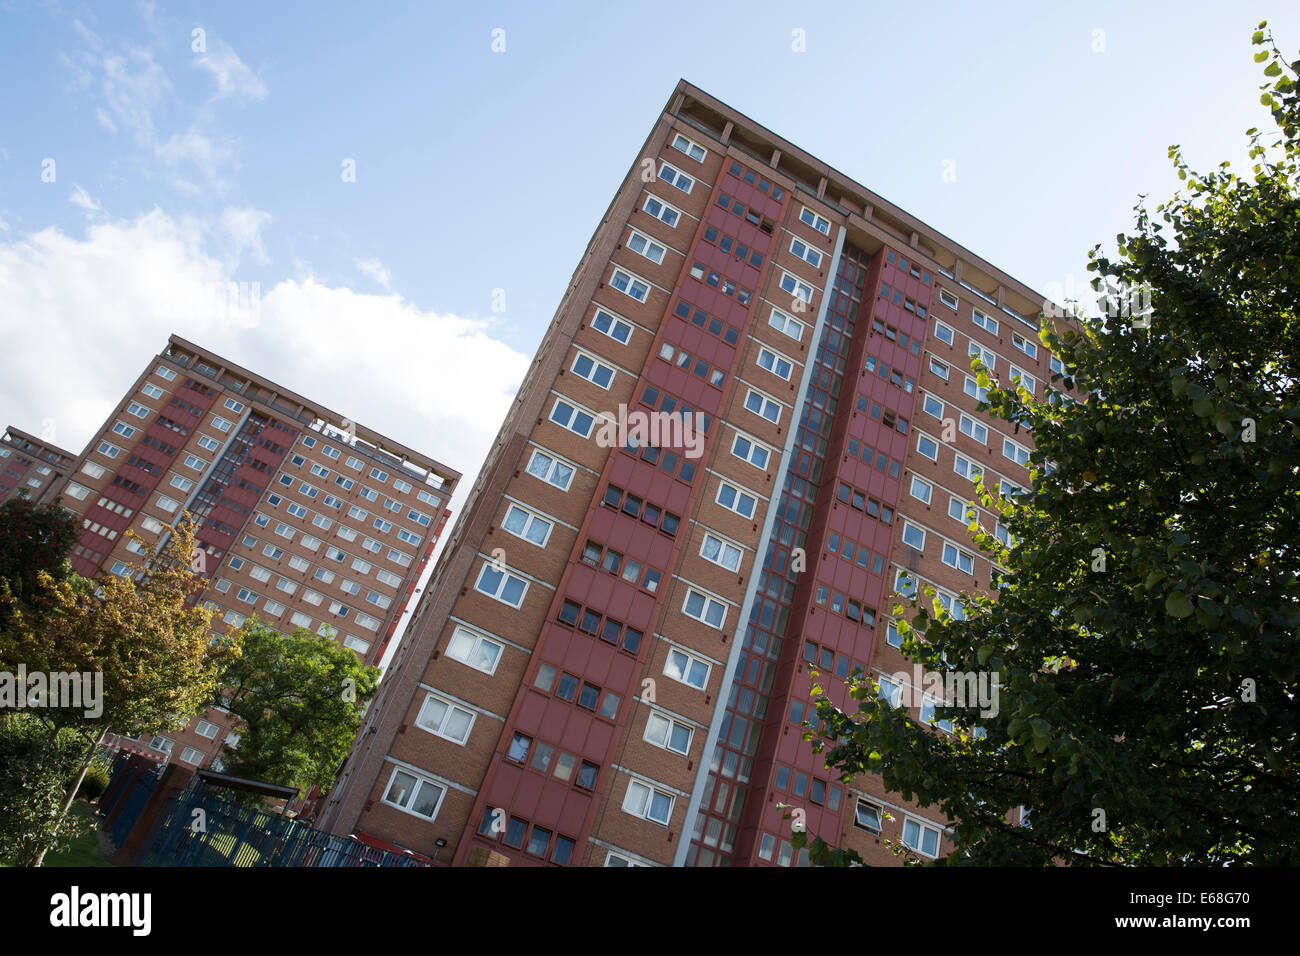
[0,665,103,718]
[593,403,705,460]
[877,664,1000,719]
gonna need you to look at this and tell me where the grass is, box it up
[41,801,114,867]
[0,801,115,867]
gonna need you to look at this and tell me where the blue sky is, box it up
[1,0,1295,539]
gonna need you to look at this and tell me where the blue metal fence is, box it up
[137,786,429,867]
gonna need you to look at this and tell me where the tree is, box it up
[216,622,378,798]
[0,517,241,865]
[0,496,78,625]
[801,24,1300,866]
[0,714,95,867]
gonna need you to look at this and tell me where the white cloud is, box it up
[97,47,170,145]
[69,185,102,214]
[153,127,238,190]
[192,37,267,102]
[0,207,528,520]
[355,257,391,290]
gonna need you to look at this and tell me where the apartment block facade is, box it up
[321,81,1054,866]
[42,335,459,769]
[0,426,77,506]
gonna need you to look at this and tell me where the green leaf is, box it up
[1165,592,1195,618]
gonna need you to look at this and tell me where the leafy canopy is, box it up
[801,23,1300,866]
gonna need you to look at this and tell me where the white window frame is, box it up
[670,132,706,162]
[501,502,553,548]
[610,267,650,303]
[682,588,727,629]
[622,779,674,826]
[744,388,781,425]
[971,308,999,336]
[642,194,682,228]
[799,206,831,235]
[768,307,805,342]
[756,346,794,381]
[570,350,616,390]
[445,624,504,676]
[664,648,710,691]
[381,766,447,821]
[626,228,667,265]
[548,398,597,439]
[474,562,529,609]
[699,532,743,573]
[644,711,693,757]
[909,476,932,505]
[715,481,756,519]
[657,160,694,193]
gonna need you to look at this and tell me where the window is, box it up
[917,435,939,461]
[948,497,969,523]
[953,454,982,484]
[730,434,771,470]
[909,476,932,505]
[446,625,503,675]
[1003,438,1030,466]
[626,229,667,265]
[768,307,805,341]
[877,675,902,707]
[571,351,615,389]
[744,389,781,424]
[195,719,219,740]
[971,308,998,336]
[700,533,743,572]
[657,160,694,193]
[1050,355,1065,376]
[902,521,926,550]
[799,206,831,235]
[938,288,959,310]
[1012,332,1038,359]
[549,399,596,438]
[671,132,706,162]
[623,780,673,826]
[665,648,710,690]
[789,237,822,267]
[81,460,106,479]
[197,435,220,452]
[97,441,121,459]
[211,416,233,433]
[682,588,727,629]
[779,271,814,304]
[715,481,756,519]
[169,474,194,493]
[902,819,942,857]
[525,451,574,489]
[642,194,681,228]
[959,415,988,444]
[928,357,949,382]
[968,343,996,372]
[1008,364,1037,394]
[126,401,149,419]
[111,421,135,439]
[416,692,475,744]
[156,495,179,514]
[610,267,650,303]
[474,562,528,608]
[756,347,794,381]
[964,376,990,403]
[64,482,91,501]
[942,543,975,575]
[644,712,693,756]
[922,395,944,420]
[369,467,389,482]
[854,800,884,832]
[382,768,446,820]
